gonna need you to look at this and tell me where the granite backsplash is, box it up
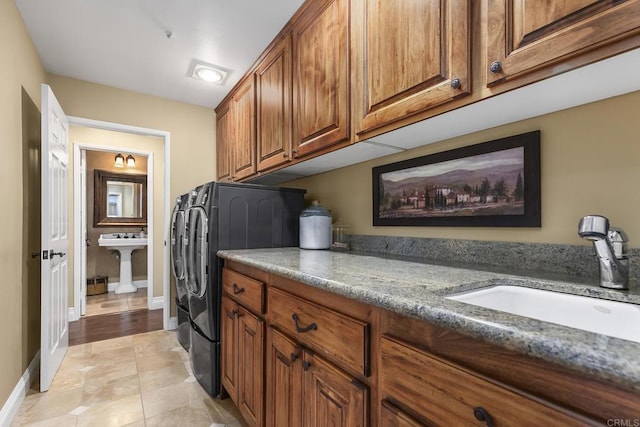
[347,234,640,287]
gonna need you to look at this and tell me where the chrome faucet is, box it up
[578,215,629,289]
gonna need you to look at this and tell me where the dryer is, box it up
[170,193,190,351]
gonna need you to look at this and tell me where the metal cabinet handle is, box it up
[290,352,298,362]
[292,313,317,333]
[232,309,243,318]
[232,283,245,295]
[473,407,495,427]
[302,360,311,371]
[451,78,461,89]
[489,61,502,73]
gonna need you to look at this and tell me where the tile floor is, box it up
[12,330,246,427]
[86,289,148,317]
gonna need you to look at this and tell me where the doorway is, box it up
[70,117,172,332]
[83,148,150,317]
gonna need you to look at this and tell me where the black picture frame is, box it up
[372,130,541,227]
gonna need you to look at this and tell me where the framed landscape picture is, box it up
[372,131,541,227]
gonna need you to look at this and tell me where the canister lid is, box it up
[300,200,331,217]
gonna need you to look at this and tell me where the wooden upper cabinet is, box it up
[355,0,471,136]
[215,102,232,182]
[232,76,257,181]
[292,0,350,159]
[486,0,640,86]
[257,34,293,172]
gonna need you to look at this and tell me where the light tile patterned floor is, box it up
[86,289,148,317]
[12,330,246,427]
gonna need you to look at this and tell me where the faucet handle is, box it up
[608,227,629,259]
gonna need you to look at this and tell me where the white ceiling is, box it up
[15,0,305,109]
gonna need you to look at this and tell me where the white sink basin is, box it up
[446,285,640,343]
[98,233,148,248]
[98,233,147,294]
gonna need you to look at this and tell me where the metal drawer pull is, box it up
[473,407,494,427]
[292,313,317,333]
[232,283,245,295]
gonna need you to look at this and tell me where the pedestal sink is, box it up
[98,233,148,294]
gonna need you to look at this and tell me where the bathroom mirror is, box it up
[94,170,147,226]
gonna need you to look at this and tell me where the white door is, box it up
[40,84,70,392]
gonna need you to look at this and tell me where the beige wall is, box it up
[47,74,217,196]
[85,150,149,283]
[285,90,640,249]
[0,0,47,407]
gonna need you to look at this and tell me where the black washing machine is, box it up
[170,193,190,351]
[184,181,305,397]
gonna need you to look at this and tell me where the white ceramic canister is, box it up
[299,200,332,249]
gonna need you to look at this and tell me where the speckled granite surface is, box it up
[349,234,640,285]
[217,247,640,391]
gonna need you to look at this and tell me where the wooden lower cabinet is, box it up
[266,327,368,427]
[266,327,302,427]
[221,297,239,402]
[221,296,264,427]
[380,335,594,426]
[302,351,368,427]
[223,262,637,426]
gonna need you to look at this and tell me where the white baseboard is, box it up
[68,307,79,322]
[150,296,164,310]
[0,350,40,426]
[168,316,178,330]
[108,279,148,292]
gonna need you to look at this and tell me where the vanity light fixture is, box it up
[126,155,136,168]
[114,153,125,168]
[190,60,229,85]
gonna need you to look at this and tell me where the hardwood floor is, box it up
[69,309,163,346]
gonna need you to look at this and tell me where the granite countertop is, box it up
[217,247,640,391]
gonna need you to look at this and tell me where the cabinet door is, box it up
[486,0,640,86]
[257,34,293,172]
[238,307,264,427]
[292,0,350,159]
[215,102,232,182]
[221,296,238,402]
[356,0,470,136]
[266,328,303,427]
[302,352,368,427]
[232,76,257,181]
[381,336,590,426]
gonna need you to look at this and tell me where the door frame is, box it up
[69,116,172,330]
[74,145,154,315]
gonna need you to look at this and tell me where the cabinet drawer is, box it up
[381,336,593,426]
[222,268,265,314]
[268,287,369,376]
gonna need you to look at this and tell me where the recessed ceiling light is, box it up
[191,62,228,85]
